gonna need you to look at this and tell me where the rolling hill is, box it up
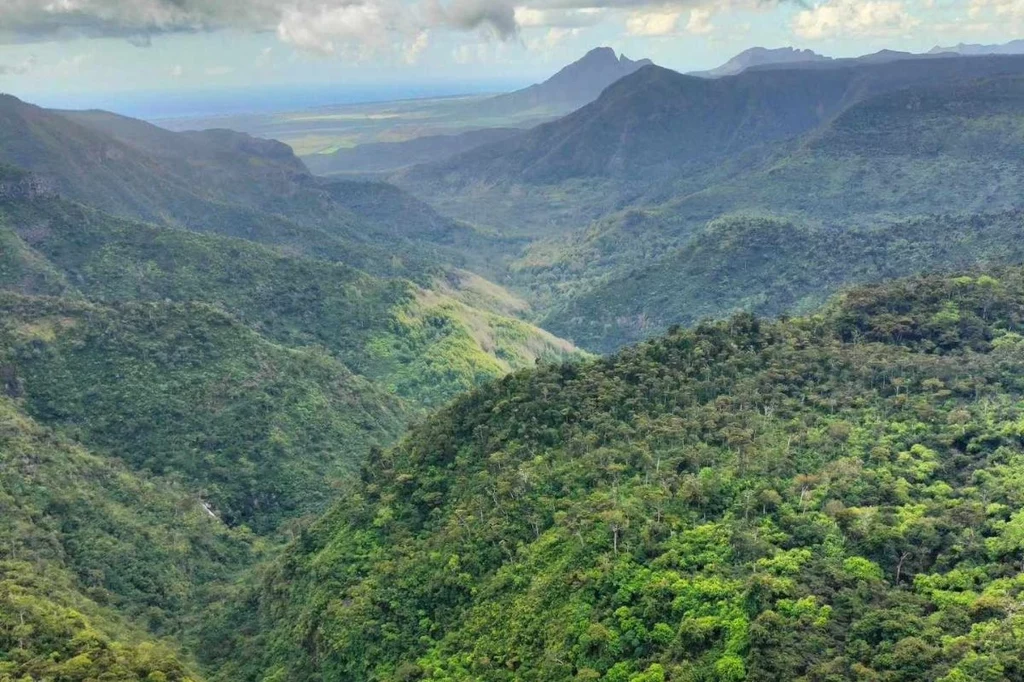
[0,190,579,409]
[0,292,406,531]
[538,210,1024,352]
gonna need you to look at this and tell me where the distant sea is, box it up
[25,81,530,121]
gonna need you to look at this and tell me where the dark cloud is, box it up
[441,0,518,39]
[0,0,522,44]
[0,0,277,42]
[0,0,799,50]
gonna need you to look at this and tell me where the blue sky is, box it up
[0,0,1020,112]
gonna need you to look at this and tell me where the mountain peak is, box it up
[472,46,655,117]
[691,46,831,78]
[581,46,616,59]
[556,46,652,77]
[576,46,651,68]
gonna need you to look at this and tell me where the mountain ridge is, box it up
[690,46,831,78]
[930,38,1024,55]
[397,53,1024,236]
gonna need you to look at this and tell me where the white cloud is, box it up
[4,0,918,61]
[686,7,715,34]
[204,65,234,76]
[0,54,37,75]
[969,0,1024,19]
[620,1,776,38]
[170,63,183,77]
[525,25,583,50]
[275,3,399,56]
[792,0,920,39]
[0,0,798,46]
[626,8,683,35]
[404,30,431,63]
[515,6,607,27]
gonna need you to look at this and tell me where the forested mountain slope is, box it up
[0,95,306,228]
[0,293,405,531]
[210,269,1024,682]
[398,55,1024,235]
[0,102,582,680]
[0,194,575,407]
[539,210,1024,352]
[1,96,500,280]
[0,392,253,681]
[528,74,1024,351]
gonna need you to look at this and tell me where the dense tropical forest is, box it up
[4,44,1024,682]
[0,90,580,682]
[210,269,1024,681]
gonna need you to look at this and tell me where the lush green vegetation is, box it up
[9,53,1024,682]
[0,156,579,679]
[0,392,256,681]
[1,565,200,682]
[0,292,406,531]
[539,210,1024,351]
[1,96,507,282]
[400,62,1024,354]
[214,269,1024,681]
[0,195,577,407]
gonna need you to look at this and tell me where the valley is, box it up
[4,31,1024,682]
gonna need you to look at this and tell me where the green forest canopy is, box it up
[211,269,1024,682]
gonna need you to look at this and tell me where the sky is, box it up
[0,0,1022,116]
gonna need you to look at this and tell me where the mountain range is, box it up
[0,96,584,524]
[391,52,1024,351]
[6,40,1024,682]
[930,39,1024,55]
[306,47,654,176]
